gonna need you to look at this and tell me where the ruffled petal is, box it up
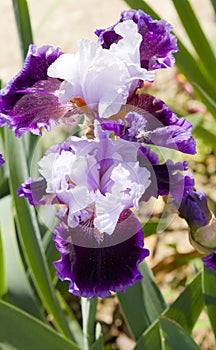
[8,79,71,136]
[17,177,59,206]
[0,45,72,136]
[96,9,178,70]
[53,210,149,298]
[101,94,196,154]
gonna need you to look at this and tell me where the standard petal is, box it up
[96,9,178,70]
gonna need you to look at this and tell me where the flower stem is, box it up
[81,297,98,350]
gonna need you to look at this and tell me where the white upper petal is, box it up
[47,21,154,118]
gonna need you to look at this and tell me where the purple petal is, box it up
[17,177,59,206]
[178,190,212,232]
[102,94,196,154]
[202,252,216,271]
[130,94,196,154]
[0,45,70,136]
[0,154,5,167]
[8,79,70,136]
[138,145,159,165]
[96,9,178,70]
[140,159,194,201]
[53,210,149,298]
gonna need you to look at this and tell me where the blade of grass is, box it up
[11,0,39,162]
[0,300,81,350]
[0,195,42,319]
[0,229,7,298]
[134,272,203,349]
[90,323,103,350]
[202,266,216,338]
[172,0,216,77]
[12,0,33,60]
[159,316,201,350]
[81,298,98,350]
[117,260,166,340]
[210,0,216,13]
[5,128,72,339]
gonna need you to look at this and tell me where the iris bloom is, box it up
[0,9,178,137]
[0,20,154,136]
[2,9,198,296]
[178,190,216,270]
[18,125,152,297]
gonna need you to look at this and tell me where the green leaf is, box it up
[5,129,72,338]
[134,322,162,350]
[0,196,42,319]
[202,266,216,338]
[135,272,203,348]
[56,292,83,348]
[0,177,10,199]
[171,0,216,78]
[194,125,216,153]
[12,0,33,60]
[117,261,166,340]
[210,0,216,13]
[90,323,103,350]
[123,0,159,18]
[193,83,216,120]
[159,316,201,350]
[0,300,81,350]
[0,229,7,298]
[165,272,204,333]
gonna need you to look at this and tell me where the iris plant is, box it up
[0,9,214,297]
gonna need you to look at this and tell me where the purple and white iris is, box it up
[18,124,151,296]
[1,8,209,297]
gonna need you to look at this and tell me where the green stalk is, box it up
[0,230,7,298]
[12,0,33,60]
[81,298,98,350]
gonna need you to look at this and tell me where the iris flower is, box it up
[18,124,151,297]
[0,9,178,137]
[1,9,198,297]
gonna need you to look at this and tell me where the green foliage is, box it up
[0,300,81,350]
[118,261,166,340]
[12,0,33,60]
[202,267,216,338]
